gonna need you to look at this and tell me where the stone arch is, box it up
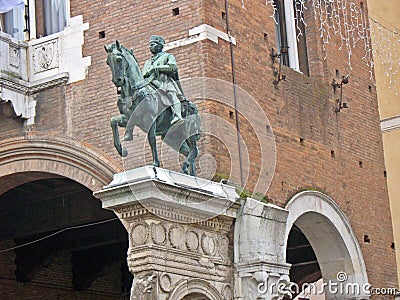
[285,190,369,299]
[168,279,223,300]
[0,135,122,194]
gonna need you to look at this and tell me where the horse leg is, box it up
[123,113,134,141]
[111,115,128,157]
[186,136,199,176]
[190,146,199,176]
[179,142,190,174]
[148,122,160,167]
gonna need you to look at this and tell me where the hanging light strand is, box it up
[238,0,398,89]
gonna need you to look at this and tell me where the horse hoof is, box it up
[122,134,133,141]
[152,162,160,167]
[182,162,189,174]
[122,148,128,157]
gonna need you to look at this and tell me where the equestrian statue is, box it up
[105,36,201,176]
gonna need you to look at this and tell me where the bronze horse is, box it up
[105,41,200,176]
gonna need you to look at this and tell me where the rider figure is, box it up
[142,35,184,125]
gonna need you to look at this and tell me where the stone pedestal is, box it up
[94,167,293,300]
[94,166,239,300]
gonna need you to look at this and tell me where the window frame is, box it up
[275,0,309,75]
[27,0,70,40]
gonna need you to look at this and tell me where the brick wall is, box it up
[202,0,396,289]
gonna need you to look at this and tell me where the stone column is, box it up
[234,198,293,300]
[94,166,239,300]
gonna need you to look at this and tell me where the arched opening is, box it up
[285,191,369,300]
[0,176,132,299]
[0,136,122,194]
[182,293,210,300]
[169,279,223,300]
[286,224,323,299]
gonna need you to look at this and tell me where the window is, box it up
[274,0,309,76]
[0,0,68,40]
[35,0,67,38]
[0,1,26,40]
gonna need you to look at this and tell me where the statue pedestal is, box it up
[94,166,239,300]
[94,166,293,300]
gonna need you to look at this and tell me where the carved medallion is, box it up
[169,225,185,249]
[185,230,199,252]
[218,236,230,260]
[159,272,173,292]
[151,223,166,245]
[130,222,149,246]
[201,233,216,256]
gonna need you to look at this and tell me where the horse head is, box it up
[105,40,143,89]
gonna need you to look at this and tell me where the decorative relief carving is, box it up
[130,222,149,246]
[169,225,185,250]
[218,236,230,261]
[197,217,233,232]
[9,46,19,69]
[221,284,233,300]
[216,265,231,281]
[199,257,215,269]
[132,272,158,296]
[159,272,173,293]
[151,223,167,245]
[185,230,199,252]
[33,39,59,74]
[116,203,146,214]
[201,233,216,256]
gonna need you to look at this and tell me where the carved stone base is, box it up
[94,167,296,300]
[94,166,239,300]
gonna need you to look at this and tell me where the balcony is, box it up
[0,15,90,125]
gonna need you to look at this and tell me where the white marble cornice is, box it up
[164,24,237,51]
[381,114,400,132]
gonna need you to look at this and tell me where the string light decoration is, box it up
[369,13,399,93]
[242,0,400,91]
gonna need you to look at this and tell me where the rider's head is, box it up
[149,35,164,54]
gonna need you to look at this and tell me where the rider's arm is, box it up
[153,54,178,73]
